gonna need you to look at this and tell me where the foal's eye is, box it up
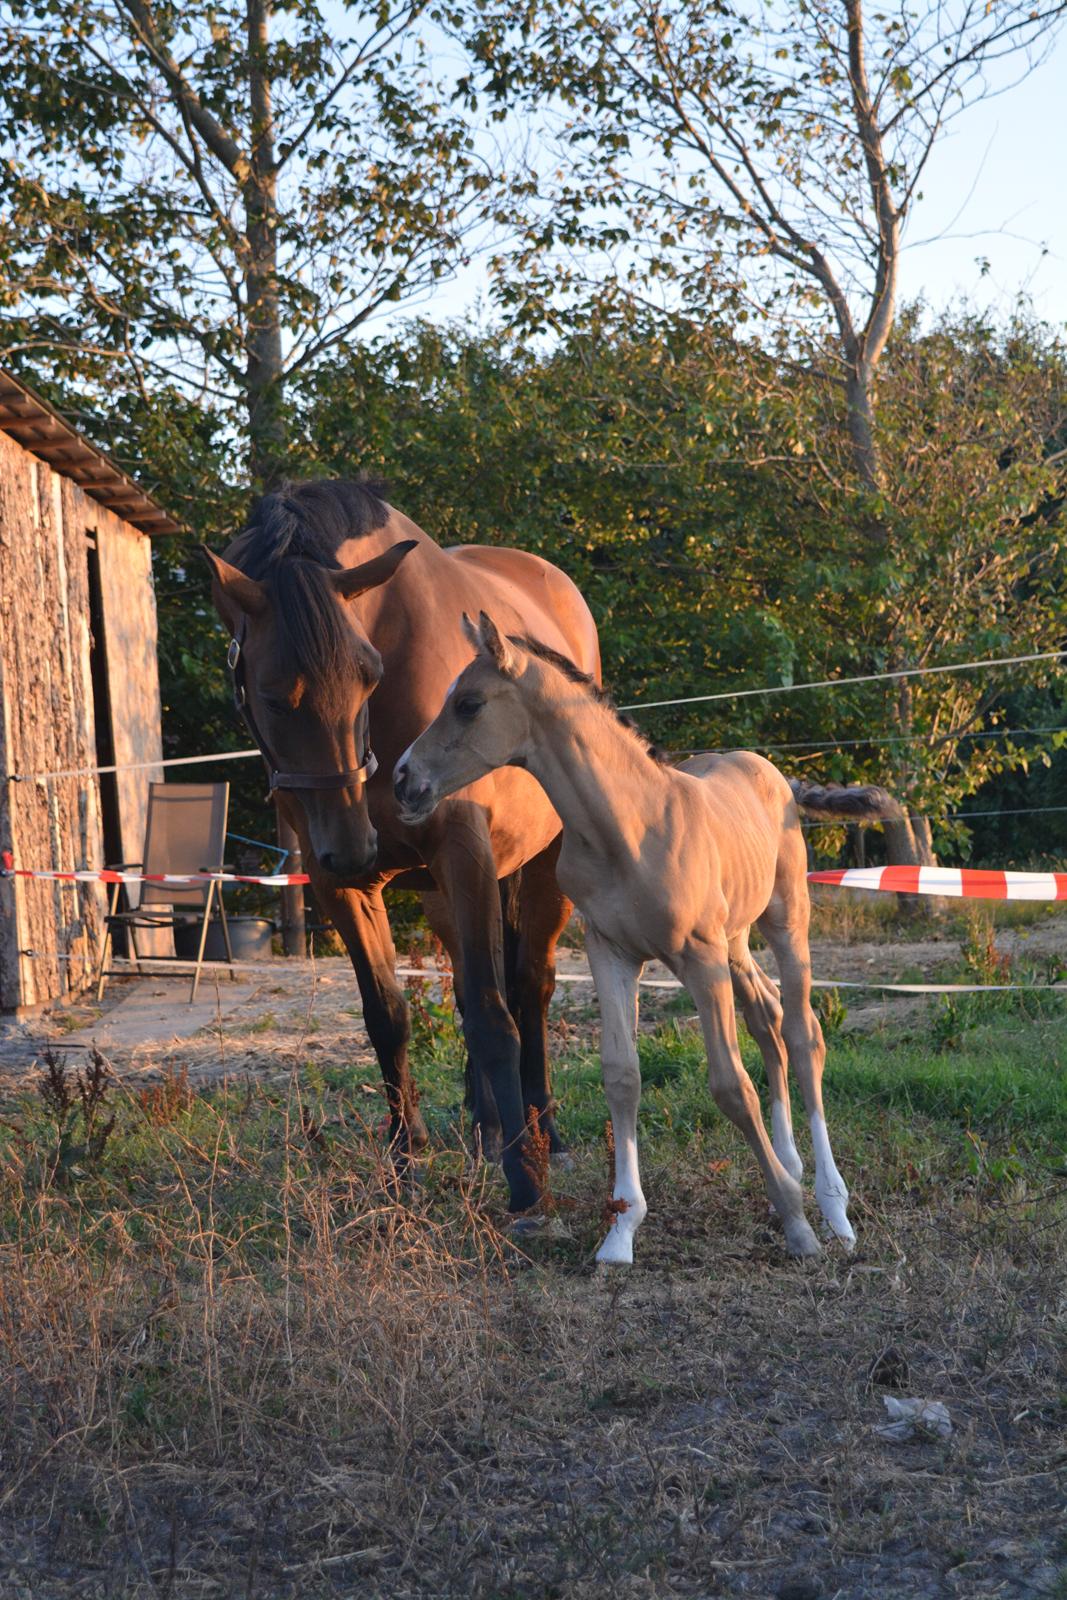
[454,696,484,721]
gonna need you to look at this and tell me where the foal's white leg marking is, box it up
[760,911,856,1249]
[689,951,819,1260]
[729,948,803,1184]
[810,1111,856,1247]
[771,1099,804,1184]
[585,933,647,1267]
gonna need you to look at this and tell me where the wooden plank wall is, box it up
[93,505,169,956]
[0,433,107,1009]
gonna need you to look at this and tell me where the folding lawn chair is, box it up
[94,782,233,1003]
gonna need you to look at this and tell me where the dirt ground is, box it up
[2,906,1065,1093]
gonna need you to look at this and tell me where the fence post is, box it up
[276,807,306,957]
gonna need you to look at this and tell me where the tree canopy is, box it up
[0,0,1063,870]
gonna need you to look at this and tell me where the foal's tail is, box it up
[788,777,902,821]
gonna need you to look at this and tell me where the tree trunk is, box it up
[882,815,935,868]
[844,357,886,502]
[245,0,304,949]
[244,0,286,493]
[882,677,938,915]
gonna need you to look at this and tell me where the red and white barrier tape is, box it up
[0,853,308,888]
[809,865,1067,900]
[4,856,1067,899]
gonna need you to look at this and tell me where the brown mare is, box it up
[395,614,901,1261]
[204,480,599,1213]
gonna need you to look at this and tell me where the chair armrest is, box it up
[104,861,143,871]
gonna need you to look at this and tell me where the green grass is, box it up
[6,992,1059,1242]
[394,996,1067,1169]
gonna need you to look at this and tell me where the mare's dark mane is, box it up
[238,478,390,698]
[512,635,666,764]
[241,477,390,577]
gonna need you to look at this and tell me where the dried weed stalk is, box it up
[136,1064,193,1127]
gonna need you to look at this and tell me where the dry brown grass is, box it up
[0,1071,520,1598]
[0,1045,1063,1598]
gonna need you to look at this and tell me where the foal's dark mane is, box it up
[238,479,390,699]
[512,635,666,764]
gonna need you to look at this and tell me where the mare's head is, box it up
[205,480,416,881]
[393,612,535,824]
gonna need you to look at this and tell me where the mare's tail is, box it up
[788,778,902,821]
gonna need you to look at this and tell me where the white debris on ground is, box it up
[874,1396,953,1442]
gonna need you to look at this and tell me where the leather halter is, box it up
[227,617,378,794]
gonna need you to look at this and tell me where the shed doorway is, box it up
[86,534,122,872]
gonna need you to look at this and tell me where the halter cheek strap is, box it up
[227,620,378,794]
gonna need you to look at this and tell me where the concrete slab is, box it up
[73,977,266,1051]
[0,959,369,1088]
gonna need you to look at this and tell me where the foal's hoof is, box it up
[595,1236,635,1269]
[783,1218,822,1259]
[816,1189,857,1249]
[550,1149,576,1172]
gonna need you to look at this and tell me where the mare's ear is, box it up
[477,611,518,677]
[332,539,417,600]
[201,546,267,629]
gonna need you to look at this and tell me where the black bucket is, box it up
[173,916,275,963]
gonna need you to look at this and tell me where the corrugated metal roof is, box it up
[0,369,183,536]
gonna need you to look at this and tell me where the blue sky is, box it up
[392,26,1067,337]
[901,38,1067,325]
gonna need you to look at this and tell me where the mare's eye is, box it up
[454,696,484,720]
[264,696,293,717]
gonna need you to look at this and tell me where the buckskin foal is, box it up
[204,481,599,1214]
[394,613,901,1262]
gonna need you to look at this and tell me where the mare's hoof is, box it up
[508,1213,548,1240]
[512,1214,573,1245]
[473,1127,504,1166]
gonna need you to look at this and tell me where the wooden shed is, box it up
[0,370,180,1012]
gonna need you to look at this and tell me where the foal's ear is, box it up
[477,611,518,676]
[331,539,418,600]
[201,547,267,627]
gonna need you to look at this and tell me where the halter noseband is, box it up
[227,618,378,794]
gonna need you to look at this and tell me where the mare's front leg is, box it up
[513,837,573,1158]
[420,888,503,1163]
[431,807,538,1215]
[311,871,428,1157]
[585,929,647,1266]
[683,942,820,1260]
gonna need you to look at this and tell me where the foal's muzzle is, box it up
[392,757,436,824]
